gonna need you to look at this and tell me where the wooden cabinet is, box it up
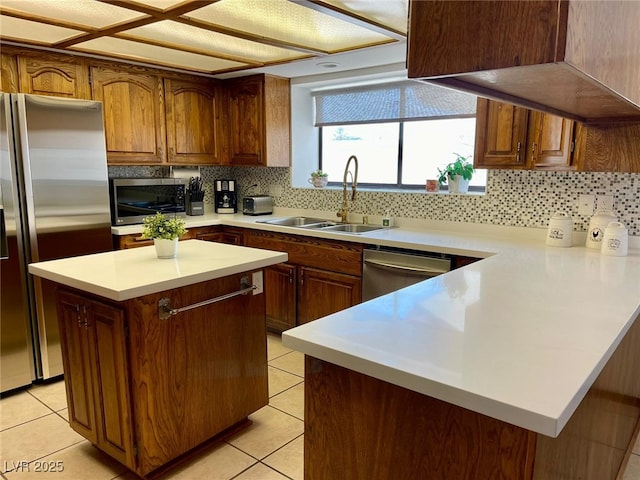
[474,98,576,171]
[223,74,290,166]
[407,0,640,122]
[164,78,221,165]
[245,229,362,332]
[114,226,244,250]
[55,270,268,477]
[91,66,166,165]
[17,56,90,99]
[57,289,134,468]
[1,53,19,93]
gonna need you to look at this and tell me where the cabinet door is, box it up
[88,298,135,468]
[527,111,575,170]
[1,53,19,93]
[297,267,361,325]
[91,66,165,165]
[165,78,220,165]
[57,290,99,445]
[18,56,90,99]
[265,263,297,332]
[474,98,529,168]
[227,76,264,165]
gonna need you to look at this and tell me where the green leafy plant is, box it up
[437,153,474,185]
[310,169,329,178]
[141,212,187,240]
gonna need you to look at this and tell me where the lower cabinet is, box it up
[114,225,244,250]
[55,271,268,477]
[245,229,363,332]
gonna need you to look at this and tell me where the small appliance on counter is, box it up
[214,179,237,214]
[243,195,273,216]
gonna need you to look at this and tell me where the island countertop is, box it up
[28,240,288,301]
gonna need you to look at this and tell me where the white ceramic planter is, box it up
[448,177,470,194]
[154,238,179,259]
[309,177,328,188]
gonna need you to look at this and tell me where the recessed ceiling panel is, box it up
[72,37,248,72]
[187,0,394,52]
[0,16,82,44]
[0,0,146,29]
[322,0,408,34]
[124,20,310,63]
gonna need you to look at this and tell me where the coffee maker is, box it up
[214,179,237,214]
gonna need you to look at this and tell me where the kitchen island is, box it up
[28,240,287,479]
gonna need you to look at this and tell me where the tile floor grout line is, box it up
[0,410,58,433]
[267,364,304,379]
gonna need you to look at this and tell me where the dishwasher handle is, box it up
[363,257,448,276]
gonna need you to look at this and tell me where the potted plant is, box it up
[437,153,474,193]
[309,169,329,188]
[141,212,187,258]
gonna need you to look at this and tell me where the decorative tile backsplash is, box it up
[109,166,640,236]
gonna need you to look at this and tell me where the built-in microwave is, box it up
[109,178,187,226]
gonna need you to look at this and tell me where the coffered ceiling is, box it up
[0,0,408,77]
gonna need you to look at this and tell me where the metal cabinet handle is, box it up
[364,258,448,276]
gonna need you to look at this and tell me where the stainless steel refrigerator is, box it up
[0,93,113,393]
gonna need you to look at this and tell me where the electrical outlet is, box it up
[578,194,595,215]
[597,195,614,212]
[252,271,263,295]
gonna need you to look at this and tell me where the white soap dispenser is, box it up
[382,211,392,228]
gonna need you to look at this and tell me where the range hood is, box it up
[407,0,640,123]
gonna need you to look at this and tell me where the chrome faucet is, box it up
[337,155,358,223]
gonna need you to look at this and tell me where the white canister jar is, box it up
[546,211,573,247]
[601,222,628,256]
[586,210,617,249]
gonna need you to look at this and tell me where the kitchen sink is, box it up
[321,224,385,234]
[258,216,334,227]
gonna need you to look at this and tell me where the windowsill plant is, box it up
[437,154,474,193]
[309,169,329,188]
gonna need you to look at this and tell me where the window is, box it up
[314,80,486,190]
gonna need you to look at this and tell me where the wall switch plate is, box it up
[597,195,614,212]
[578,194,595,215]
[252,271,263,295]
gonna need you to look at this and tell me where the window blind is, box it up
[313,80,477,126]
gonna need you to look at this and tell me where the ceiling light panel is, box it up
[72,37,248,73]
[0,0,146,29]
[320,0,409,34]
[124,21,309,63]
[0,16,82,44]
[187,0,395,53]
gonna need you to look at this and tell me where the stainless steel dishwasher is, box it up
[362,246,452,301]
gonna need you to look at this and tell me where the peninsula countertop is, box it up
[28,240,288,301]
[112,210,640,438]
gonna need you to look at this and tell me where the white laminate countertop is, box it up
[28,240,288,301]
[111,209,640,437]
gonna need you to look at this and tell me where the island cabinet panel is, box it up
[304,356,537,480]
[126,272,268,475]
[57,290,135,469]
[91,66,166,165]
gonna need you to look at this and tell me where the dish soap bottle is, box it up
[382,211,392,228]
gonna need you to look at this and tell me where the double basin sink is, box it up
[257,216,386,234]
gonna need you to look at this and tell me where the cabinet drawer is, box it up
[245,230,363,277]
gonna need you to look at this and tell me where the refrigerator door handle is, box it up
[0,207,7,259]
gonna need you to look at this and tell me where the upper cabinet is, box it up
[0,53,18,93]
[164,78,221,165]
[475,98,576,171]
[18,56,90,99]
[407,0,640,123]
[223,74,290,167]
[91,66,166,165]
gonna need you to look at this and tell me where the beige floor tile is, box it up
[623,454,640,480]
[0,392,52,431]
[3,441,126,480]
[267,333,292,361]
[268,351,304,378]
[57,409,69,422]
[163,443,257,480]
[269,383,304,421]
[0,414,84,469]
[634,430,640,455]
[227,406,303,460]
[268,366,303,398]
[263,435,304,480]
[234,462,290,480]
[28,381,67,412]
